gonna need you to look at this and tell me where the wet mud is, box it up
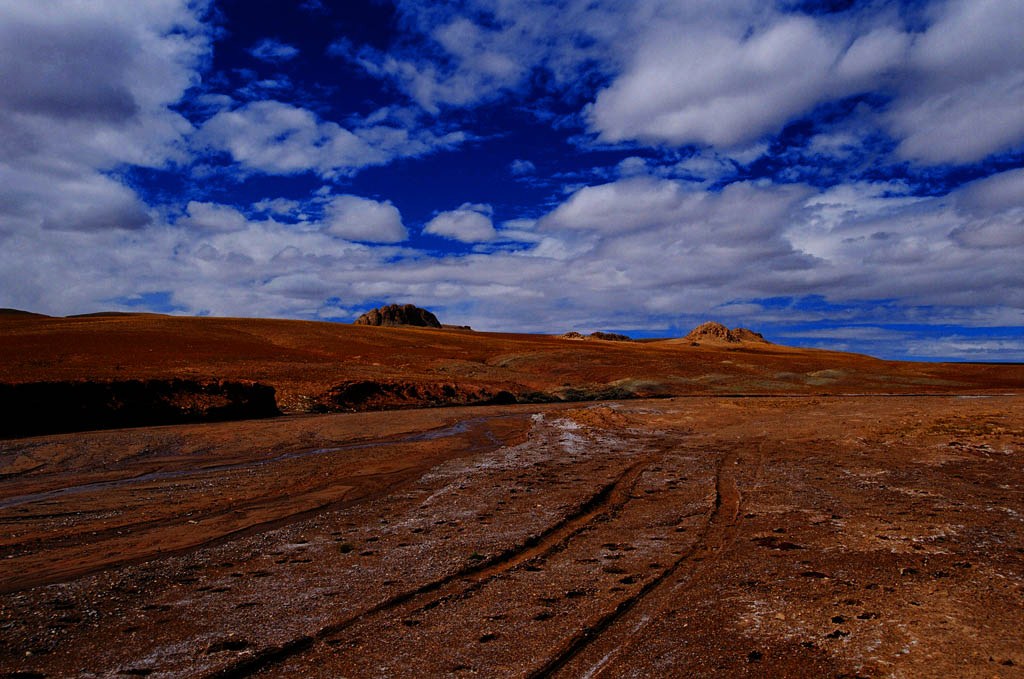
[1,396,1023,677]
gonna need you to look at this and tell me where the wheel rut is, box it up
[202,456,652,679]
[528,441,763,679]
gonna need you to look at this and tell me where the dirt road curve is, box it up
[1,395,1022,678]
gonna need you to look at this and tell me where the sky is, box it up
[1,0,1022,361]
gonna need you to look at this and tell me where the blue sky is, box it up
[1,0,1022,361]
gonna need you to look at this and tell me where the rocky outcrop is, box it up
[0,379,279,438]
[683,321,769,345]
[354,304,441,328]
[313,378,664,413]
[731,327,768,343]
[314,380,529,412]
[588,331,633,342]
[561,331,633,342]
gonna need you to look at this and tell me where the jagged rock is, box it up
[684,321,769,345]
[731,327,768,343]
[560,331,633,342]
[685,321,739,343]
[354,304,441,328]
[588,332,633,342]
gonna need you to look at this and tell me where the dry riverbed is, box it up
[1,395,1023,677]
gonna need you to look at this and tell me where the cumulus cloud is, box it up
[338,0,629,112]
[249,38,300,63]
[0,0,1020,361]
[197,101,382,176]
[423,203,498,242]
[888,0,1024,163]
[323,195,407,243]
[180,201,248,232]
[2,169,1021,350]
[197,100,467,177]
[589,15,865,148]
[361,1,1024,163]
[586,0,1024,161]
[0,0,208,234]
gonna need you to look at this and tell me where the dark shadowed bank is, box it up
[0,380,280,438]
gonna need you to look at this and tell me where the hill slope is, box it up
[1,313,1020,426]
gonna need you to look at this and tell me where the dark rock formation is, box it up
[685,321,739,342]
[731,327,769,343]
[588,332,633,342]
[354,304,442,328]
[0,379,279,438]
[560,331,633,342]
[314,380,526,412]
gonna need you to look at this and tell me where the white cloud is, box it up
[586,0,1024,162]
[249,38,299,63]
[423,203,497,242]
[510,159,536,175]
[181,201,248,232]
[252,197,302,216]
[197,100,467,177]
[590,15,859,148]
[197,101,384,176]
[0,0,208,234]
[343,0,629,112]
[2,170,1021,356]
[888,0,1024,163]
[323,195,407,243]
[363,1,1024,163]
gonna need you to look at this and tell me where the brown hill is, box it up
[354,304,441,328]
[0,308,50,319]
[0,311,1020,435]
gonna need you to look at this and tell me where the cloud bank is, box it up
[0,0,1021,361]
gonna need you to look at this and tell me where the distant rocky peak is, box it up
[354,304,441,328]
[684,321,769,344]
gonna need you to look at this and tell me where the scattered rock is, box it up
[354,304,441,328]
[752,536,804,550]
[560,331,633,341]
[314,380,522,412]
[588,332,633,342]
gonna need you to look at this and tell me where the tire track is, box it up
[528,441,765,679]
[203,456,652,679]
[0,416,530,593]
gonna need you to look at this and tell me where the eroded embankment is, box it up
[0,379,280,437]
[310,379,671,414]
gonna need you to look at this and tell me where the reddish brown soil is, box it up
[2,313,1022,677]
[1,314,1020,419]
[1,395,1022,678]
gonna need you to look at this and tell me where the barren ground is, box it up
[2,394,1023,678]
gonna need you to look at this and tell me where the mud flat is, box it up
[1,394,1022,677]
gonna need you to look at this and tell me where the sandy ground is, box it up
[1,394,1022,678]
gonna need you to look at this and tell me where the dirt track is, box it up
[2,395,1023,677]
